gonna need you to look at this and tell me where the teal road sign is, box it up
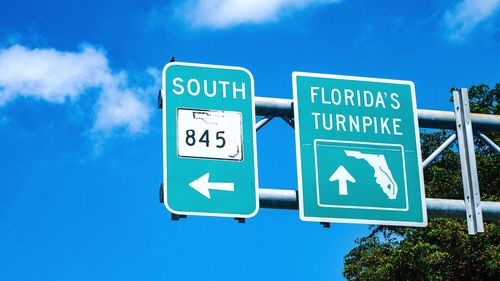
[162,62,259,218]
[293,72,427,227]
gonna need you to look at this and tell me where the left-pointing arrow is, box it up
[189,173,235,199]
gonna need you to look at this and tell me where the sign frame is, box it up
[293,71,427,227]
[162,61,259,218]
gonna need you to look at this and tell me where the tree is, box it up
[343,84,500,281]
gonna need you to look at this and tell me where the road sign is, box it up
[293,72,427,226]
[162,62,259,218]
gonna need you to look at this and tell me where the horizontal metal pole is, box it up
[259,188,500,221]
[255,97,294,117]
[260,188,298,210]
[255,97,500,132]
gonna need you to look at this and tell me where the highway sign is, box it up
[162,62,259,218]
[293,72,427,226]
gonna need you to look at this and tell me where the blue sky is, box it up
[1,0,499,280]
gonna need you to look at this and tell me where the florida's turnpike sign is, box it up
[293,72,427,227]
[162,61,427,227]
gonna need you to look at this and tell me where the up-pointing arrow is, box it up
[329,165,356,196]
[189,172,235,199]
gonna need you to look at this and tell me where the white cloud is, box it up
[0,45,109,105]
[93,69,158,134]
[175,0,340,29]
[444,0,500,40]
[0,44,157,135]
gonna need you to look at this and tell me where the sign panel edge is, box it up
[162,61,259,218]
[293,71,427,226]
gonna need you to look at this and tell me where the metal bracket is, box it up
[320,222,331,228]
[256,115,275,131]
[280,116,295,129]
[422,133,457,168]
[158,57,175,110]
[159,183,164,203]
[158,89,163,109]
[453,88,484,234]
[476,131,500,154]
[161,183,188,221]
[234,218,246,224]
[171,213,187,221]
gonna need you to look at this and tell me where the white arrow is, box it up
[189,172,234,199]
[329,165,356,196]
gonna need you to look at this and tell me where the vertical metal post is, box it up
[453,88,484,234]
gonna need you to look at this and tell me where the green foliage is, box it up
[343,84,500,280]
[450,84,500,115]
[344,220,500,281]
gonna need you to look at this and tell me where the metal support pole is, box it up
[422,134,457,168]
[453,89,484,234]
[258,188,500,221]
[259,188,298,210]
[255,97,294,117]
[476,131,500,154]
[411,109,500,131]
[254,97,500,132]
[256,116,275,131]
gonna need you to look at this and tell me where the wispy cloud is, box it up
[0,45,108,105]
[444,0,500,40]
[93,68,158,134]
[174,0,340,29]
[0,44,157,135]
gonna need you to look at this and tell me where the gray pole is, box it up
[453,89,484,234]
[255,97,500,131]
[259,188,500,221]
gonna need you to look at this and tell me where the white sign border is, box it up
[162,61,259,218]
[314,139,409,211]
[176,108,244,161]
[293,71,427,227]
